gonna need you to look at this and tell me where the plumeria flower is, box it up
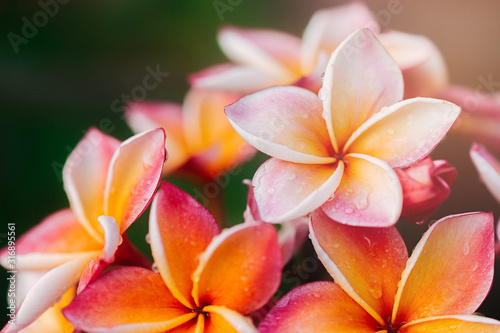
[63,182,282,332]
[225,29,460,226]
[190,1,448,98]
[259,211,499,332]
[126,88,255,180]
[442,85,500,155]
[0,128,165,332]
[395,157,457,223]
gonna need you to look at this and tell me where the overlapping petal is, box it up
[204,306,257,333]
[322,29,404,150]
[321,154,402,226]
[192,223,281,314]
[259,281,379,333]
[470,143,500,203]
[402,315,500,333]
[392,212,495,324]
[310,210,408,323]
[252,158,343,222]
[104,128,165,233]
[149,182,219,309]
[345,98,460,168]
[63,267,194,333]
[63,128,120,241]
[225,85,334,164]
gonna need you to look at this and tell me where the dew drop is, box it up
[152,262,159,273]
[145,233,151,244]
[267,187,275,195]
[318,88,326,101]
[387,128,395,135]
[286,173,297,181]
[368,282,382,300]
[345,208,353,214]
[463,241,470,256]
[117,236,123,246]
[312,292,321,299]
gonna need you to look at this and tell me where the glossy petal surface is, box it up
[204,306,257,333]
[470,143,500,203]
[402,315,500,333]
[392,213,494,324]
[259,281,379,333]
[149,182,219,308]
[321,154,402,227]
[310,211,408,323]
[193,223,281,314]
[252,158,343,222]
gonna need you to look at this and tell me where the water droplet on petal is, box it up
[145,233,151,244]
[463,241,470,256]
[152,263,159,273]
[344,208,353,214]
[387,128,395,135]
[117,236,123,246]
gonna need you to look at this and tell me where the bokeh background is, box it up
[1,0,500,326]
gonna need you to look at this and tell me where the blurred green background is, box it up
[1,0,500,327]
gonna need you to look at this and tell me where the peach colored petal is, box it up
[378,30,448,99]
[322,29,403,150]
[188,63,284,94]
[470,143,500,203]
[125,101,189,174]
[321,154,402,227]
[192,223,281,314]
[218,25,301,82]
[104,128,165,233]
[310,210,408,324]
[392,212,495,324]
[258,281,379,333]
[5,253,96,333]
[301,2,379,74]
[204,306,257,333]
[252,158,343,222]
[63,267,194,333]
[63,128,120,241]
[168,316,203,333]
[149,182,219,309]
[402,315,500,333]
[225,85,335,164]
[345,98,460,168]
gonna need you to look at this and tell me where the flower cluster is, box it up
[3,2,500,333]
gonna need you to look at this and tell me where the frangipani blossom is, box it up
[126,88,255,180]
[190,1,448,98]
[0,128,165,332]
[63,182,282,332]
[259,211,499,332]
[226,29,460,226]
[395,157,457,223]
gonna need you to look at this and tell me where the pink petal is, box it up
[125,101,189,174]
[192,223,282,314]
[277,218,309,266]
[321,154,402,227]
[63,128,120,241]
[392,212,495,324]
[377,30,449,99]
[104,128,166,233]
[322,29,404,150]
[470,143,500,204]
[345,98,460,169]
[258,281,379,333]
[301,2,380,74]
[63,267,194,332]
[310,210,408,323]
[188,63,285,94]
[252,158,343,222]
[225,85,335,164]
[149,182,219,309]
[218,25,301,82]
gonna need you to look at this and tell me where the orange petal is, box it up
[310,210,408,324]
[193,223,281,314]
[225,85,335,164]
[258,281,379,333]
[301,2,379,74]
[104,128,166,233]
[149,182,219,309]
[252,158,343,222]
[125,101,189,174]
[392,212,495,324]
[345,98,460,169]
[63,128,120,241]
[321,154,403,226]
[204,306,257,333]
[322,29,403,150]
[63,267,194,333]
[402,315,500,333]
[218,25,301,81]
